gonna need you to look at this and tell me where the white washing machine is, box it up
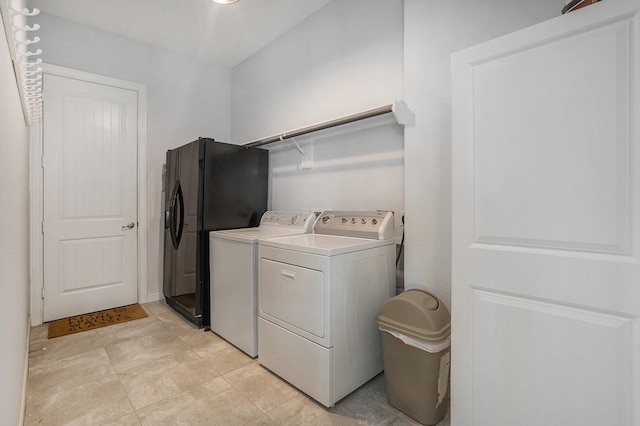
[257,210,396,407]
[209,211,316,357]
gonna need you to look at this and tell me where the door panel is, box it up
[43,74,138,321]
[60,238,124,290]
[471,15,630,255]
[452,2,640,425]
[471,291,632,425]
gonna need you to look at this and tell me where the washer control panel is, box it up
[314,210,394,240]
[260,211,316,230]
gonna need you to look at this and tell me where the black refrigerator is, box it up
[163,137,268,327]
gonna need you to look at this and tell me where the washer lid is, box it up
[258,233,393,256]
[210,211,316,243]
[211,226,311,244]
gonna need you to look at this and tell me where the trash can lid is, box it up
[376,288,450,342]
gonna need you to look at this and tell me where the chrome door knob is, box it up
[122,222,135,230]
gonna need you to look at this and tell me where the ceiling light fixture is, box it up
[212,0,239,4]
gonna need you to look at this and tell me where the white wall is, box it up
[29,0,568,316]
[231,0,405,238]
[0,13,31,425]
[35,13,232,300]
[403,0,560,309]
[266,119,405,239]
[231,0,404,144]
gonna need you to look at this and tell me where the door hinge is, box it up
[41,285,45,300]
[41,221,44,234]
[41,155,44,168]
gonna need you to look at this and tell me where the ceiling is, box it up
[27,0,332,68]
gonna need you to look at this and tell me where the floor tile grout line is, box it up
[220,374,272,424]
[113,371,140,423]
[26,300,447,426]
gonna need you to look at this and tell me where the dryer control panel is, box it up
[260,211,316,230]
[313,210,394,240]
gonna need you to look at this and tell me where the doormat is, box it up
[47,304,148,339]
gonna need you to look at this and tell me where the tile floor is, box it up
[25,300,450,425]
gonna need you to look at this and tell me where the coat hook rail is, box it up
[1,2,43,126]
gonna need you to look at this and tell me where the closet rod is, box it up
[243,104,394,149]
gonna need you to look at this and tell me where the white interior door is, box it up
[43,73,138,322]
[452,1,640,425]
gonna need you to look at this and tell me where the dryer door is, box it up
[260,259,326,342]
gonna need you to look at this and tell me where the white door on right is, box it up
[452,1,640,425]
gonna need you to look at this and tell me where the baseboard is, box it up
[20,316,31,426]
[146,291,163,303]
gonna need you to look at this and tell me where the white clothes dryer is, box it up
[209,211,316,357]
[257,210,396,407]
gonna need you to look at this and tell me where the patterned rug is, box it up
[47,304,148,339]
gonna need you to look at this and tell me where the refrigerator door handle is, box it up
[168,180,178,248]
[169,179,184,249]
[176,180,185,247]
